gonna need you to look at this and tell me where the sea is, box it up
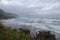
[1,17,60,38]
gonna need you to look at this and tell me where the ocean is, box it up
[2,17,60,34]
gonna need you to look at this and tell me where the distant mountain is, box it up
[0,9,16,19]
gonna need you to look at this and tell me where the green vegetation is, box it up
[0,22,56,40]
[0,22,33,40]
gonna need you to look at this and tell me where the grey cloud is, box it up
[0,4,37,15]
[38,0,60,3]
[0,0,60,15]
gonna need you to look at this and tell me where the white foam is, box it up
[2,17,60,34]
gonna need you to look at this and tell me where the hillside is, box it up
[0,9,16,19]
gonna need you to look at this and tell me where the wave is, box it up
[1,17,60,34]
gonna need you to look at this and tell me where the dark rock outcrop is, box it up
[35,30,56,40]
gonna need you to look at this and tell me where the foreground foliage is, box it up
[0,22,56,40]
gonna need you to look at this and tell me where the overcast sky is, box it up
[0,0,60,15]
